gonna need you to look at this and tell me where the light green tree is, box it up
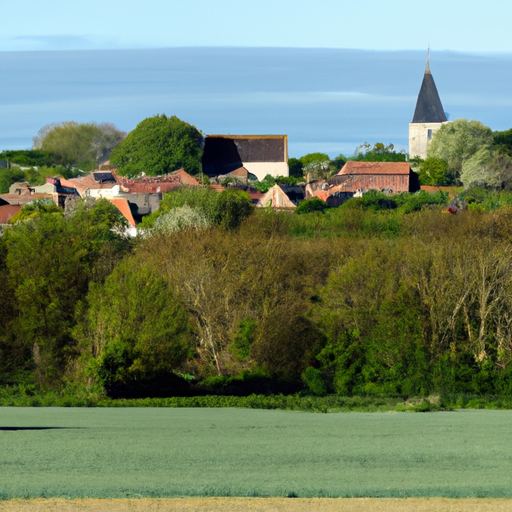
[461,147,512,190]
[427,119,494,183]
[34,121,125,171]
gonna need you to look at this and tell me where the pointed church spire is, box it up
[412,49,446,123]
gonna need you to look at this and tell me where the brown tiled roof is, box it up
[0,205,22,224]
[116,170,199,194]
[0,193,54,206]
[338,162,411,176]
[120,182,181,194]
[170,169,200,185]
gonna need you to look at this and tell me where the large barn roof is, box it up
[202,135,288,177]
[337,161,411,176]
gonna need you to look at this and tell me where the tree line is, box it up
[3,187,512,398]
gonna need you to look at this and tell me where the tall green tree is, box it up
[2,199,128,386]
[75,256,193,388]
[109,115,203,177]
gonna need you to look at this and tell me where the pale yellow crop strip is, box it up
[2,499,512,512]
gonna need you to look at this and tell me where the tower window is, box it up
[428,129,433,140]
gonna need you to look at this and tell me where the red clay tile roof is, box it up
[313,191,329,201]
[116,169,199,194]
[107,198,136,227]
[0,205,22,224]
[338,161,411,176]
[120,182,181,194]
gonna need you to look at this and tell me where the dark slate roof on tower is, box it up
[412,54,447,123]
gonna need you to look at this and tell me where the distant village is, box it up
[0,56,446,234]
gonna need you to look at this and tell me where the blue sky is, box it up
[3,0,512,53]
[1,2,511,157]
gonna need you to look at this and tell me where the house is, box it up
[60,171,119,198]
[32,177,80,208]
[328,161,420,195]
[409,51,449,159]
[1,182,55,206]
[256,184,296,210]
[202,135,289,180]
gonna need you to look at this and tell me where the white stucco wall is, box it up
[86,185,121,198]
[242,162,289,181]
[409,122,448,159]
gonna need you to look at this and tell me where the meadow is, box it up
[1,408,512,500]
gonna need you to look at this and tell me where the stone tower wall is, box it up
[409,121,447,159]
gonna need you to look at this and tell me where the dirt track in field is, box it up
[2,498,512,512]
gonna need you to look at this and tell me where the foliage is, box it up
[300,153,332,180]
[109,114,203,177]
[353,142,406,162]
[0,165,81,194]
[331,153,347,171]
[34,121,125,171]
[213,188,253,230]
[340,190,448,215]
[295,197,328,215]
[253,174,302,193]
[417,157,449,185]
[461,187,512,211]
[342,190,397,212]
[140,186,252,233]
[141,204,212,237]
[0,168,25,194]
[0,149,56,167]
[229,318,258,361]
[5,184,512,397]
[460,147,512,190]
[301,366,327,396]
[1,199,129,386]
[299,152,330,168]
[75,256,193,389]
[288,157,303,178]
[492,127,512,156]
[9,198,62,223]
[428,119,494,183]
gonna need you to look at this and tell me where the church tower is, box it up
[409,51,448,159]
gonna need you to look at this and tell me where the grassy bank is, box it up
[2,387,512,411]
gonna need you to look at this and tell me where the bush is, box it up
[295,198,328,215]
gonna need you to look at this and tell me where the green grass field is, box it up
[1,408,512,499]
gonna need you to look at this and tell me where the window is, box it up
[428,129,433,140]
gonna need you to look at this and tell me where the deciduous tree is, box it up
[109,115,203,177]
